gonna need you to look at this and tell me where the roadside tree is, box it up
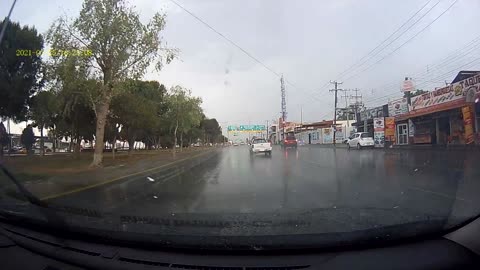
[46,0,176,166]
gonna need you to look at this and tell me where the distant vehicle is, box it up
[250,138,272,155]
[240,142,245,145]
[233,143,239,146]
[282,134,297,148]
[347,132,374,149]
[344,134,354,144]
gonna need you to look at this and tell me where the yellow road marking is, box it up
[40,150,214,201]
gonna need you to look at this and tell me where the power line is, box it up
[365,57,480,107]
[342,0,459,82]
[336,0,437,80]
[170,0,327,105]
[297,0,437,107]
[362,34,480,102]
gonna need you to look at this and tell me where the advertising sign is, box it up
[229,125,267,132]
[373,117,385,130]
[402,78,415,92]
[374,132,385,148]
[462,106,474,144]
[335,126,344,142]
[385,117,395,141]
[388,98,409,116]
[410,86,463,111]
[322,128,333,144]
[373,117,385,148]
[359,106,385,121]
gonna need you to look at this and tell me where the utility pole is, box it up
[330,81,343,145]
[342,89,350,128]
[350,88,363,123]
[0,0,18,45]
[300,105,303,126]
[266,120,269,140]
[280,75,287,140]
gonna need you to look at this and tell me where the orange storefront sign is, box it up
[384,117,395,141]
[462,106,475,144]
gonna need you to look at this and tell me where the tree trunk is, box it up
[180,132,183,152]
[112,134,116,160]
[52,126,56,153]
[91,101,110,167]
[172,120,178,159]
[128,136,135,154]
[40,126,45,156]
[74,134,81,158]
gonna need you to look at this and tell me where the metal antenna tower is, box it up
[280,75,287,122]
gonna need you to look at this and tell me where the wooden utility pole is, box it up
[330,81,343,145]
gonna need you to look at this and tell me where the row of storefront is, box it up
[357,71,480,146]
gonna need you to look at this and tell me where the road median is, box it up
[2,148,219,201]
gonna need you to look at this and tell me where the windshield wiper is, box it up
[0,163,69,229]
[0,163,46,207]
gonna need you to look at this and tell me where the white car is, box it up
[347,132,375,149]
[250,138,272,155]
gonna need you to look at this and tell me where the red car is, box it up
[282,135,297,148]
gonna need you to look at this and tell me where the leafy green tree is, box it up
[403,89,428,98]
[45,55,97,155]
[30,91,59,156]
[46,0,176,166]
[201,118,222,144]
[165,86,203,157]
[110,80,166,153]
[20,125,35,155]
[0,20,44,121]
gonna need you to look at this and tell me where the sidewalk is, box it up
[3,148,218,201]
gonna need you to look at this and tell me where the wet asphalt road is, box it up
[48,145,480,226]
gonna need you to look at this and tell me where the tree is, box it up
[45,56,97,155]
[403,89,428,98]
[0,20,44,121]
[30,91,58,156]
[20,125,35,155]
[46,0,176,166]
[110,80,166,153]
[164,86,203,158]
[201,118,222,144]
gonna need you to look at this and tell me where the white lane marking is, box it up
[147,177,155,182]
[408,186,470,203]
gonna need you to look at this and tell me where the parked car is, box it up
[347,132,375,149]
[343,134,354,144]
[250,138,272,155]
[282,134,297,148]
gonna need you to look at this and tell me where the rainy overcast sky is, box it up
[2,0,480,133]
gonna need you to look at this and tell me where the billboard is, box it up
[385,117,395,141]
[322,128,333,144]
[359,105,387,121]
[388,98,409,116]
[227,125,266,132]
[374,117,385,148]
[402,78,415,92]
[410,87,463,111]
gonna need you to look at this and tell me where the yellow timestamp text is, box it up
[16,49,93,57]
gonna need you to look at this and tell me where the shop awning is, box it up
[395,99,466,121]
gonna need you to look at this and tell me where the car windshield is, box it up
[1,0,480,250]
